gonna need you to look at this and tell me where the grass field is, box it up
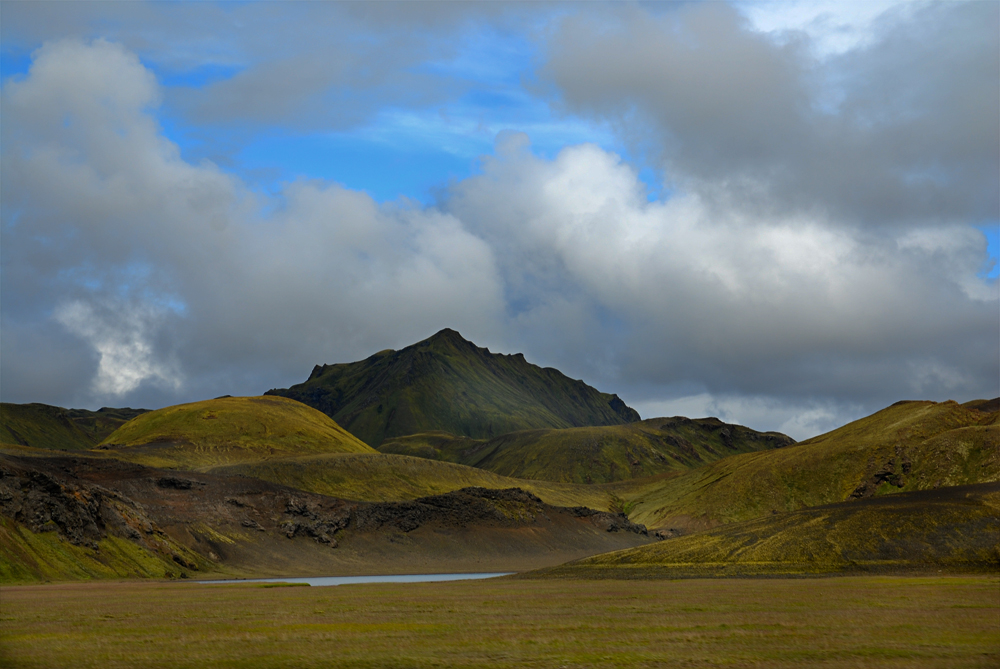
[1,576,996,668]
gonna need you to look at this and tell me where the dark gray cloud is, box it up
[542,1,999,226]
[1,1,531,134]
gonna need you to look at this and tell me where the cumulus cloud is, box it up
[542,1,999,227]
[1,38,505,406]
[446,136,996,417]
[54,299,181,396]
[1,9,996,440]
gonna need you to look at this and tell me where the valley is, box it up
[2,330,997,586]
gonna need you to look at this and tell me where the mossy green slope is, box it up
[618,399,999,530]
[265,328,639,446]
[211,453,616,510]
[379,417,793,484]
[1,403,147,451]
[530,482,1000,578]
[99,396,374,470]
[0,517,212,584]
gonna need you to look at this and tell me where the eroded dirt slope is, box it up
[0,453,652,582]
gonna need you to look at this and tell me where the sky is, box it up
[1,0,997,440]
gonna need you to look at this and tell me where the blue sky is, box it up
[1,1,997,439]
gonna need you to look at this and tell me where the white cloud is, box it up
[740,0,920,57]
[54,299,181,396]
[2,38,505,405]
[447,134,997,415]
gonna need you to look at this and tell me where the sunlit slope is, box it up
[380,417,793,484]
[1,403,147,451]
[620,399,999,530]
[98,396,374,470]
[211,453,616,510]
[0,516,211,583]
[531,483,1000,578]
[265,328,639,446]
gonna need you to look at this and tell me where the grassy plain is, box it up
[1,576,997,668]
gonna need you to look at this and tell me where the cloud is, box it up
[445,136,997,414]
[740,0,917,57]
[1,38,505,406]
[1,18,996,438]
[631,393,855,442]
[542,1,999,227]
[1,1,530,133]
[54,298,181,396]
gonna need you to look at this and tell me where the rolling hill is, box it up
[210,452,617,510]
[97,396,375,470]
[615,399,1000,530]
[1,403,148,451]
[528,482,1000,578]
[378,417,794,484]
[265,328,640,446]
[4,390,997,584]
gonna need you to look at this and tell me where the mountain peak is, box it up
[266,330,640,445]
[424,328,475,349]
[431,327,464,340]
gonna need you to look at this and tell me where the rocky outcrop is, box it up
[0,458,199,571]
[850,446,914,499]
[1,454,651,581]
[351,487,648,536]
[565,505,649,534]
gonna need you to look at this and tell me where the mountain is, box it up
[265,328,640,446]
[527,482,1000,578]
[616,398,1000,531]
[1,403,148,451]
[378,417,794,484]
[97,396,374,470]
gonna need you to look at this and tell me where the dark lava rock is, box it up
[1,461,165,551]
[156,477,203,490]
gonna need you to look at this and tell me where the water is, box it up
[198,572,514,587]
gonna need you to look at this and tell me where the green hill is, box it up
[616,399,1000,530]
[98,396,374,470]
[265,328,640,446]
[529,482,1000,578]
[1,403,148,451]
[379,417,794,484]
[210,452,616,510]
